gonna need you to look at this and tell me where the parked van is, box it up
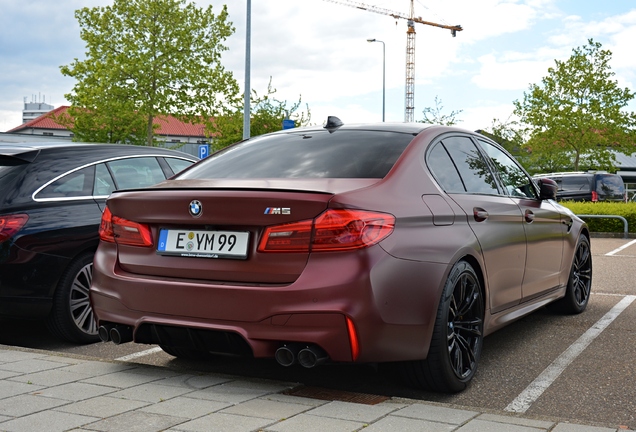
[533,172,625,202]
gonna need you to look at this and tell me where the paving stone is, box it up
[54,395,150,418]
[260,393,330,407]
[0,380,45,399]
[82,410,186,432]
[264,412,364,432]
[0,409,99,432]
[81,371,166,388]
[37,382,117,401]
[108,382,194,403]
[456,418,550,431]
[170,412,275,432]
[392,403,479,425]
[186,380,291,405]
[0,393,69,417]
[221,397,311,420]
[478,413,555,429]
[8,369,88,387]
[139,395,230,418]
[0,358,72,374]
[153,373,233,389]
[0,351,48,363]
[59,361,136,376]
[306,400,401,423]
[363,415,457,432]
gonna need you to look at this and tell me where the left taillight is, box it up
[0,214,29,243]
[258,209,395,253]
[99,207,153,247]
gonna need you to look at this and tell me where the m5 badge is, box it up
[264,207,291,215]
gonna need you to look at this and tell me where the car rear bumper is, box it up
[90,242,448,363]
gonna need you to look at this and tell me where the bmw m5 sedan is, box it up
[90,118,592,392]
[0,142,197,343]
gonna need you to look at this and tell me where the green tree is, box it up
[59,0,238,146]
[210,79,311,150]
[419,96,463,126]
[514,39,636,171]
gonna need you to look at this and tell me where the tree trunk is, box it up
[146,115,154,146]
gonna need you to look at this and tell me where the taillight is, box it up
[592,191,598,202]
[258,209,394,253]
[0,214,29,243]
[99,207,153,247]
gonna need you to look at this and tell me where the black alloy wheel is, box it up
[47,253,100,343]
[548,235,592,314]
[399,260,484,393]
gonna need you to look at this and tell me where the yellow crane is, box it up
[322,0,462,122]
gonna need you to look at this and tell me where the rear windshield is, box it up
[595,174,624,194]
[178,130,414,179]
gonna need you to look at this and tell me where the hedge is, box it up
[559,201,636,234]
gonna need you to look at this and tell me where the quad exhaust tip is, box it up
[275,343,329,368]
[98,324,133,345]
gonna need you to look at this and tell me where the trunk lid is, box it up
[107,178,378,284]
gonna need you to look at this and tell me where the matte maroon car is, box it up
[90,118,592,393]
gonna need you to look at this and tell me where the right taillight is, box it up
[258,209,395,253]
[99,207,153,247]
[591,191,599,202]
[0,214,29,243]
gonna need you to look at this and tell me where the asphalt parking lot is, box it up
[2,237,635,429]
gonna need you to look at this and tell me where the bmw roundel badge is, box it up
[189,200,202,218]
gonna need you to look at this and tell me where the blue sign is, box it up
[282,119,295,130]
[198,144,209,159]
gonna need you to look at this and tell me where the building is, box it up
[22,99,55,124]
[4,106,210,157]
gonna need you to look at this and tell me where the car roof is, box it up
[0,142,197,161]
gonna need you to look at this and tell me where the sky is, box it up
[1,0,636,133]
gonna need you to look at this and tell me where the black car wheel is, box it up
[400,260,484,393]
[548,235,592,314]
[47,253,99,343]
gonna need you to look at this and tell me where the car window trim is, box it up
[32,154,194,202]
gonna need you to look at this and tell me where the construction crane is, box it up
[322,0,462,122]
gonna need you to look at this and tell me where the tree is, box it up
[59,0,239,146]
[209,79,311,150]
[419,96,463,126]
[514,39,636,171]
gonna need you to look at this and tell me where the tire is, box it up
[160,345,215,361]
[399,260,484,393]
[548,235,592,315]
[46,253,100,344]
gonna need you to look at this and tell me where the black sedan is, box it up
[0,142,197,343]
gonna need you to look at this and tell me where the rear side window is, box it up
[561,176,590,191]
[109,157,165,189]
[428,137,499,194]
[178,130,414,179]
[37,166,96,198]
[164,157,195,175]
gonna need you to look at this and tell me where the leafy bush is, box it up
[559,201,636,234]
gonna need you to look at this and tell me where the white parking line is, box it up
[115,346,163,361]
[505,295,636,414]
[606,239,636,256]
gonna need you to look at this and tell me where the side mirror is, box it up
[537,178,557,200]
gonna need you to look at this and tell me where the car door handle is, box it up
[524,209,534,223]
[473,208,488,222]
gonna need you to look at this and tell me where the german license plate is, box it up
[157,229,249,259]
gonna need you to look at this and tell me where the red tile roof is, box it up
[7,106,207,138]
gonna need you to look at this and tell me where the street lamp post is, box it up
[367,38,385,122]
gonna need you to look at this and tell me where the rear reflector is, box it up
[258,209,394,253]
[0,214,29,243]
[99,207,153,247]
[346,317,360,361]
